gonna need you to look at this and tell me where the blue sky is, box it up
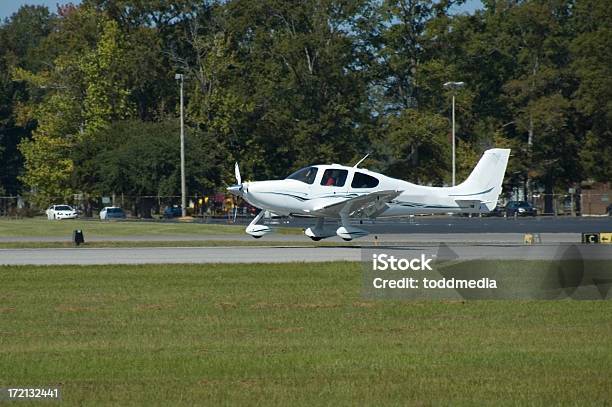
[1,0,484,20]
[451,0,484,15]
[0,0,77,20]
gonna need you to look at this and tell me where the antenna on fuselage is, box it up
[353,153,370,168]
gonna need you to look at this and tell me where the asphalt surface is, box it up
[49,215,612,233]
[2,216,611,243]
[278,216,612,234]
[2,216,611,265]
[0,233,583,243]
[1,244,611,265]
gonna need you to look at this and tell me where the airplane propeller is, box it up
[227,162,244,196]
[234,162,241,185]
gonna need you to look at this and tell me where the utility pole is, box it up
[175,73,186,217]
[451,93,456,186]
[443,81,465,186]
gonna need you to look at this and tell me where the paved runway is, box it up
[0,232,583,244]
[2,244,610,265]
[2,217,611,265]
[0,246,360,265]
[242,215,612,233]
[60,215,612,233]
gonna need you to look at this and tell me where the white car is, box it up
[46,205,78,220]
[99,206,126,220]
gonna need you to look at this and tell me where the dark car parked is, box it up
[505,201,537,217]
[485,204,505,217]
[163,205,183,218]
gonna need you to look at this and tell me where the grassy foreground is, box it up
[1,262,611,405]
[0,217,302,237]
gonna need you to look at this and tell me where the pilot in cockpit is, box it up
[324,174,336,186]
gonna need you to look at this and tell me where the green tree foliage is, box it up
[497,1,578,210]
[13,6,137,205]
[0,6,53,195]
[79,119,226,197]
[570,0,612,182]
[0,0,609,207]
[18,94,80,204]
[386,109,449,183]
[175,0,375,181]
[81,19,133,136]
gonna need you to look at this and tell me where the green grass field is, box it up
[0,217,302,238]
[1,262,611,405]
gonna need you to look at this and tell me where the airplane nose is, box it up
[227,185,243,196]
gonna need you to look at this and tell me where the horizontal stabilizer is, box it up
[454,199,481,208]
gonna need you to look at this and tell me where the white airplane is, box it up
[228,148,510,241]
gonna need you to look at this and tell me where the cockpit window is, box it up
[320,169,348,187]
[351,172,379,188]
[286,166,318,184]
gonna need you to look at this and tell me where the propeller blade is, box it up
[233,206,238,223]
[234,162,241,185]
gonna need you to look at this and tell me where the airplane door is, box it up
[318,168,350,198]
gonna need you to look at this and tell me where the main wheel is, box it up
[310,237,322,242]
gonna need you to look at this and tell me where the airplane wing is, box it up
[308,190,402,218]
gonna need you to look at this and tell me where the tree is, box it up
[2,0,609,207]
[385,109,449,183]
[377,0,458,111]
[169,0,375,184]
[14,6,137,205]
[495,0,577,212]
[0,5,54,195]
[80,19,133,136]
[570,0,612,182]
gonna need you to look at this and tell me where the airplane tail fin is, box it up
[453,148,510,211]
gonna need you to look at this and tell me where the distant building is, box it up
[581,182,610,216]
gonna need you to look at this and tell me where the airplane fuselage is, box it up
[240,164,493,219]
[228,148,510,239]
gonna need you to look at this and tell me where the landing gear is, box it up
[304,217,336,241]
[335,213,368,241]
[245,211,272,238]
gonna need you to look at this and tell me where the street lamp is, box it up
[443,81,465,186]
[175,73,186,218]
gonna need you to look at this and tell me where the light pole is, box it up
[175,73,186,217]
[443,81,465,186]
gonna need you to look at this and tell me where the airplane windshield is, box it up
[286,167,318,184]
